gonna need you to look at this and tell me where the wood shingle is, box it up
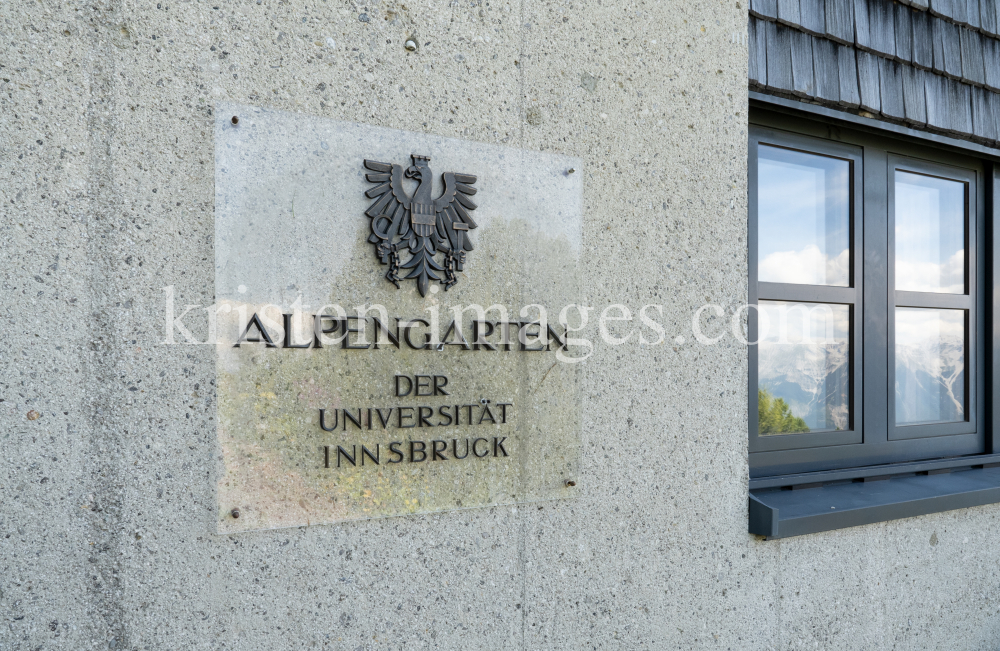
[826,0,855,43]
[868,0,897,56]
[972,86,998,138]
[901,63,929,124]
[854,0,873,49]
[751,0,779,20]
[813,37,842,101]
[750,18,763,85]
[924,70,951,130]
[777,0,802,25]
[987,82,1000,138]
[948,78,973,134]
[935,19,964,78]
[879,57,906,118]
[858,50,883,110]
[960,28,987,85]
[967,0,982,29]
[980,0,998,36]
[983,35,1000,89]
[912,9,935,69]
[800,0,828,34]
[895,3,914,62]
[838,44,863,106]
[765,21,795,91]
[929,0,956,21]
[791,30,817,95]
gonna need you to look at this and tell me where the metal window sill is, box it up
[749,466,1000,539]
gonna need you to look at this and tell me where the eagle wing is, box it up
[433,172,478,252]
[363,160,412,244]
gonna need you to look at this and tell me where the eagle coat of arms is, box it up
[363,155,479,296]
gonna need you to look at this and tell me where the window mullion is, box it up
[864,147,890,444]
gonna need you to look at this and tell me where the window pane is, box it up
[757,301,851,435]
[757,146,851,286]
[895,308,965,425]
[894,171,965,294]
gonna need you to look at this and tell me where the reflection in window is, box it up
[757,301,851,434]
[895,308,965,424]
[758,146,851,286]
[895,171,965,294]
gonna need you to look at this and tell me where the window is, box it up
[749,115,986,478]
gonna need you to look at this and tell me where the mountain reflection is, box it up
[895,308,965,424]
[757,302,850,434]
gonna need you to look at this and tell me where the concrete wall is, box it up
[4,0,1000,649]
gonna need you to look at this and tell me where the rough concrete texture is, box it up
[4,0,1000,650]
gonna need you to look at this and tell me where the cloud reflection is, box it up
[758,146,851,287]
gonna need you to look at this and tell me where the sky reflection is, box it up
[758,146,851,287]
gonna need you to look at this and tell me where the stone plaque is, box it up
[214,103,584,533]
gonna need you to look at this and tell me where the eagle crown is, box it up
[404,155,433,204]
[403,154,431,180]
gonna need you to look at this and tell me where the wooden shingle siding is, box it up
[895,3,914,61]
[939,20,964,78]
[749,18,766,86]
[901,64,928,123]
[879,57,907,118]
[983,36,1000,89]
[981,0,998,36]
[777,0,802,25]
[855,0,874,49]
[751,0,779,20]
[961,29,987,84]
[858,50,884,110]
[912,10,935,68]
[814,38,842,101]
[748,0,1000,146]
[869,0,897,56]
[949,79,973,133]
[931,16,948,73]
[838,44,863,106]
[800,0,828,34]
[968,0,982,29]
[972,86,997,138]
[930,0,955,19]
[924,72,951,130]
[766,22,794,91]
[791,29,817,95]
[952,0,969,24]
[826,0,856,42]
[988,85,1000,135]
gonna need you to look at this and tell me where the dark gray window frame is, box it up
[750,110,987,478]
[887,156,980,441]
[749,131,864,456]
[748,97,1000,538]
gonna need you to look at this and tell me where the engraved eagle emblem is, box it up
[363,154,478,296]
